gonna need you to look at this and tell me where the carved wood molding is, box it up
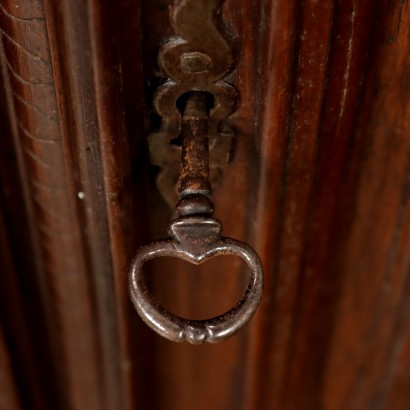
[0,0,409,409]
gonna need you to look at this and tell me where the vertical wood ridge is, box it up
[323,1,410,408]
[0,323,20,410]
[86,0,149,408]
[0,0,116,408]
[1,1,410,409]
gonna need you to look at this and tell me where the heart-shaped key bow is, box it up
[129,93,263,344]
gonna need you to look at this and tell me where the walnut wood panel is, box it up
[0,0,121,408]
[0,0,409,409]
[0,323,20,410]
[0,177,45,410]
[243,1,410,409]
[0,210,21,410]
[0,59,53,409]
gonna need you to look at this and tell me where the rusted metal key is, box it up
[129,92,263,344]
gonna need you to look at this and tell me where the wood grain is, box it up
[1,0,114,408]
[0,323,20,410]
[0,205,22,410]
[0,0,409,409]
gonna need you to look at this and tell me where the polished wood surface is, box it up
[0,0,409,409]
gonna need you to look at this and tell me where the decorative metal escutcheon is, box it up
[129,1,263,344]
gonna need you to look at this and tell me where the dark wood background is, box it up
[0,0,409,409]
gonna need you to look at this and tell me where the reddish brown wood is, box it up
[240,1,410,409]
[0,0,114,408]
[0,178,49,410]
[0,58,53,410]
[321,2,410,408]
[0,0,409,409]
[0,323,20,410]
[0,200,22,410]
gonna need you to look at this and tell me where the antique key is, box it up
[129,92,263,344]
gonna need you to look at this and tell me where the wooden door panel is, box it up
[0,1,409,409]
